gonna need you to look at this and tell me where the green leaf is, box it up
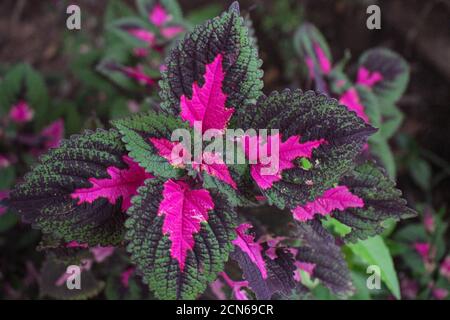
[349,271,372,300]
[112,111,189,178]
[379,105,404,139]
[357,85,381,130]
[347,235,401,299]
[333,161,416,242]
[0,64,27,116]
[0,211,19,233]
[0,64,49,128]
[408,157,432,191]
[370,139,396,178]
[24,65,50,129]
[104,0,135,25]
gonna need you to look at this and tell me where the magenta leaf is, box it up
[149,3,171,26]
[314,43,331,75]
[180,54,234,132]
[357,48,409,105]
[220,272,250,300]
[357,67,383,87]
[71,155,153,212]
[159,3,263,121]
[243,133,325,189]
[149,137,237,189]
[339,87,369,123]
[161,25,184,39]
[232,223,268,279]
[158,179,215,271]
[294,23,332,93]
[193,152,237,189]
[238,90,376,211]
[332,161,416,242]
[149,137,188,168]
[127,28,156,46]
[9,100,34,124]
[292,186,364,222]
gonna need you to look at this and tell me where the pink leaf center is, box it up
[357,67,383,87]
[122,65,155,87]
[127,28,156,46]
[292,185,364,222]
[232,223,268,279]
[180,54,234,133]
[242,133,326,189]
[339,87,369,123]
[314,43,331,75]
[149,3,171,27]
[9,100,34,124]
[158,179,215,271]
[150,138,237,189]
[220,272,249,300]
[71,156,153,212]
[161,26,184,39]
[294,261,316,282]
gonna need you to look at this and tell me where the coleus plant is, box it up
[294,23,410,177]
[6,3,415,300]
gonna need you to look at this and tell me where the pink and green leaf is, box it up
[357,48,409,106]
[238,89,376,211]
[71,155,153,212]
[159,3,263,120]
[112,111,190,178]
[292,186,364,222]
[8,129,134,246]
[232,223,268,279]
[180,54,234,132]
[158,179,214,271]
[125,178,236,299]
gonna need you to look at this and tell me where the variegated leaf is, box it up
[159,2,263,120]
[238,89,376,211]
[8,129,146,246]
[332,161,416,242]
[125,178,236,299]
